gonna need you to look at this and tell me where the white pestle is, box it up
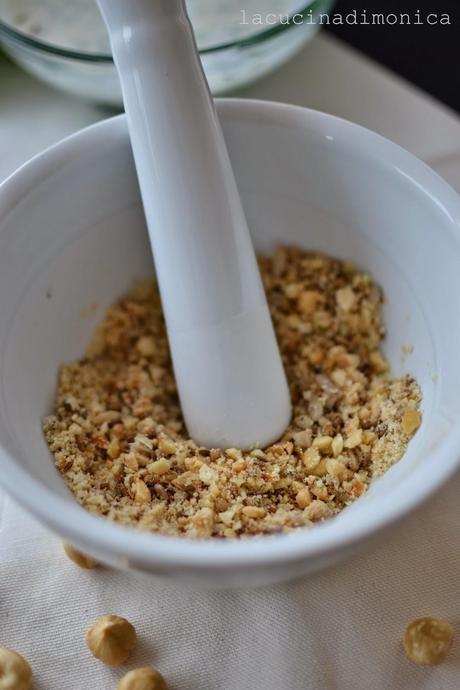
[96,0,291,449]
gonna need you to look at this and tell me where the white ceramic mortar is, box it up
[0,100,459,588]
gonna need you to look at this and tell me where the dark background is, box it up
[324,1,459,113]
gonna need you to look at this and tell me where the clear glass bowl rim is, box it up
[0,0,327,61]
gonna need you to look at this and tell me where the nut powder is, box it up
[43,246,421,538]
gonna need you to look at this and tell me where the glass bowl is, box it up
[0,0,333,106]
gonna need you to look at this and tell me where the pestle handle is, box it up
[96,0,291,448]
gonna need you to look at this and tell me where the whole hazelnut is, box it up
[0,647,32,690]
[117,667,168,690]
[403,616,454,666]
[85,615,136,666]
[63,543,99,569]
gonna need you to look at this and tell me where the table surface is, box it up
[1,32,460,690]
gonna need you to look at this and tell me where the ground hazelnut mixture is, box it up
[43,246,421,538]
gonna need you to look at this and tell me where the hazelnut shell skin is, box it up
[85,615,136,666]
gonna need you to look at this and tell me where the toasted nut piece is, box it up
[296,488,312,509]
[302,447,321,472]
[158,438,176,456]
[226,448,242,461]
[315,311,331,329]
[124,453,139,471]
[401,408,421,436]
[135,480,151,504]
[199,464,218,486]
[107,439,121,460]
[326,458,349,482]
[292,429,312,449]
[111,460,124,479]
[148,459,171,476]
[85,615,136,666]
[331,369,347,387]
[310,480,328,501]
[369,349,388,373]
[298,290,321,315]
[305,500,332,522]
[403,617,454,666]
[284,282,303,299]
[307,347,325,365]
[331,434,344,457]
[63,543,99,569]
[242,506,266,519]
[311,458,328,477]
[291,480,305,493]
[136,336,156,357]
[118,667,168,690]
[0,647,32,690]
[312,435,333,453]
[214,497,229,513]
[336,286,356,311]
[344,429,363,449]
[191,507,214,532]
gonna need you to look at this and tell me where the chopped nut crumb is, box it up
[336,286,356,311]
[305,500,332,521]
[344,429,363,449]
[302,447,321,472]
[242,506,266,519]
[134,480,151,505]
[136,336,156,357]
[326,458,349,482]
[312,435,333,453]
[401,408,421,436]
[158,437,176,456]
[199,464,218,486]
[331,434,344,457]
[43,247,421,538]
[292,429,312,449]
[296,488,312,509]
[107,439,121,460]
[148,459,171,476]
[298,290,321,315]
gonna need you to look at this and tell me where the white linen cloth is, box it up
[1,471,459,690]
